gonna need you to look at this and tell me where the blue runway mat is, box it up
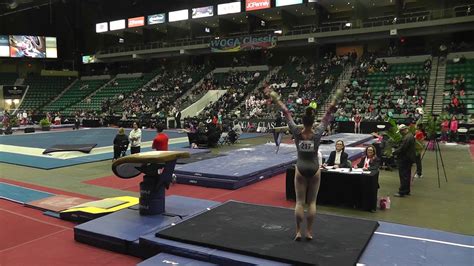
[0,182,54,204]
[139,236,290,266]
[359,221,474,266]
[174,134,369,189]
[74,196,219,255]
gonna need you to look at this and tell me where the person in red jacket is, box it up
[152,124,169,151]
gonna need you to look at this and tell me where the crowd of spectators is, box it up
[334,55,428,124]
[199,70,264,120]
[114,65,207,121]
[237,53,348,120]
[444,74,467,115]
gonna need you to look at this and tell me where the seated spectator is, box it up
[324,140,351,168]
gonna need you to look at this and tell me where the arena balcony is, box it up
[92,4,474,62]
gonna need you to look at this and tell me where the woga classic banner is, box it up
[210,34,277,52]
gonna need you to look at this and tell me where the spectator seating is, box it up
[42,79,109,113]
[200,70,267,118]
[444,59,474,116]
[63,73,155,113]
[339,61,429,122]
[19,75,73,111]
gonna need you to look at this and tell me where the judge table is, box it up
[286,166,379,212]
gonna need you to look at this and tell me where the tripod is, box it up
[421,137,448,188]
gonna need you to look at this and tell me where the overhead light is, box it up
[347,2,350,5]
[274,30,282,34]
[345,22,352,27]
[215,37,220,39]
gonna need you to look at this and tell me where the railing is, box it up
[98,5,474,55]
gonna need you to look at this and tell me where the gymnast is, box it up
[265,86,342,241]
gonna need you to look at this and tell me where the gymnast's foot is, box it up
[294,232,302,241]
[305,230,313,241]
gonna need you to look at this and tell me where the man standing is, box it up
[129,122,142,154]
[152,124,169,151]
[175,110,181,129]
[393,124,416,197]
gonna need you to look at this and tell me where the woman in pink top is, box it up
[449,116,458,142]
[440,119,449,142]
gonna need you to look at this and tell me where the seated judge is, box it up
[354,145,380,172]
[325,140,351,168]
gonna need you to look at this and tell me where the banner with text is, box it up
[2,85,27,99]
[210,34,277,53]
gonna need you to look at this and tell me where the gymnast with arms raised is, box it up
[265,86,342,241]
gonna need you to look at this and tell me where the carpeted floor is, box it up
[0,133,473,265]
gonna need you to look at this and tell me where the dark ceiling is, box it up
[0,0,470,61]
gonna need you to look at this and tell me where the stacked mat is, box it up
[174,143,298,189]
[174,133,371,189]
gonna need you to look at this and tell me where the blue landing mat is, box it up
[138,253,217,266]
[176,143,298,181]
[139,219,473,266]
[0,182,54,204]
[322,133,374,147]
[175,142,365,189]
[74,196,219,255]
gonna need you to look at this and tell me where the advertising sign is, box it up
[246,0,270,11]
[109,19,126,31]
[147,13,165,24]
[169,9,189,22]
[275,0,303,7]
[0,35,9,57]
[96,22,108,33]
[210,34,277,52]
[192,6,214,18]
[45,37,57,58]
[128,16,145,28]
[218,1,241,15]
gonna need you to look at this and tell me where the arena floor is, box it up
[0,129,473,265]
